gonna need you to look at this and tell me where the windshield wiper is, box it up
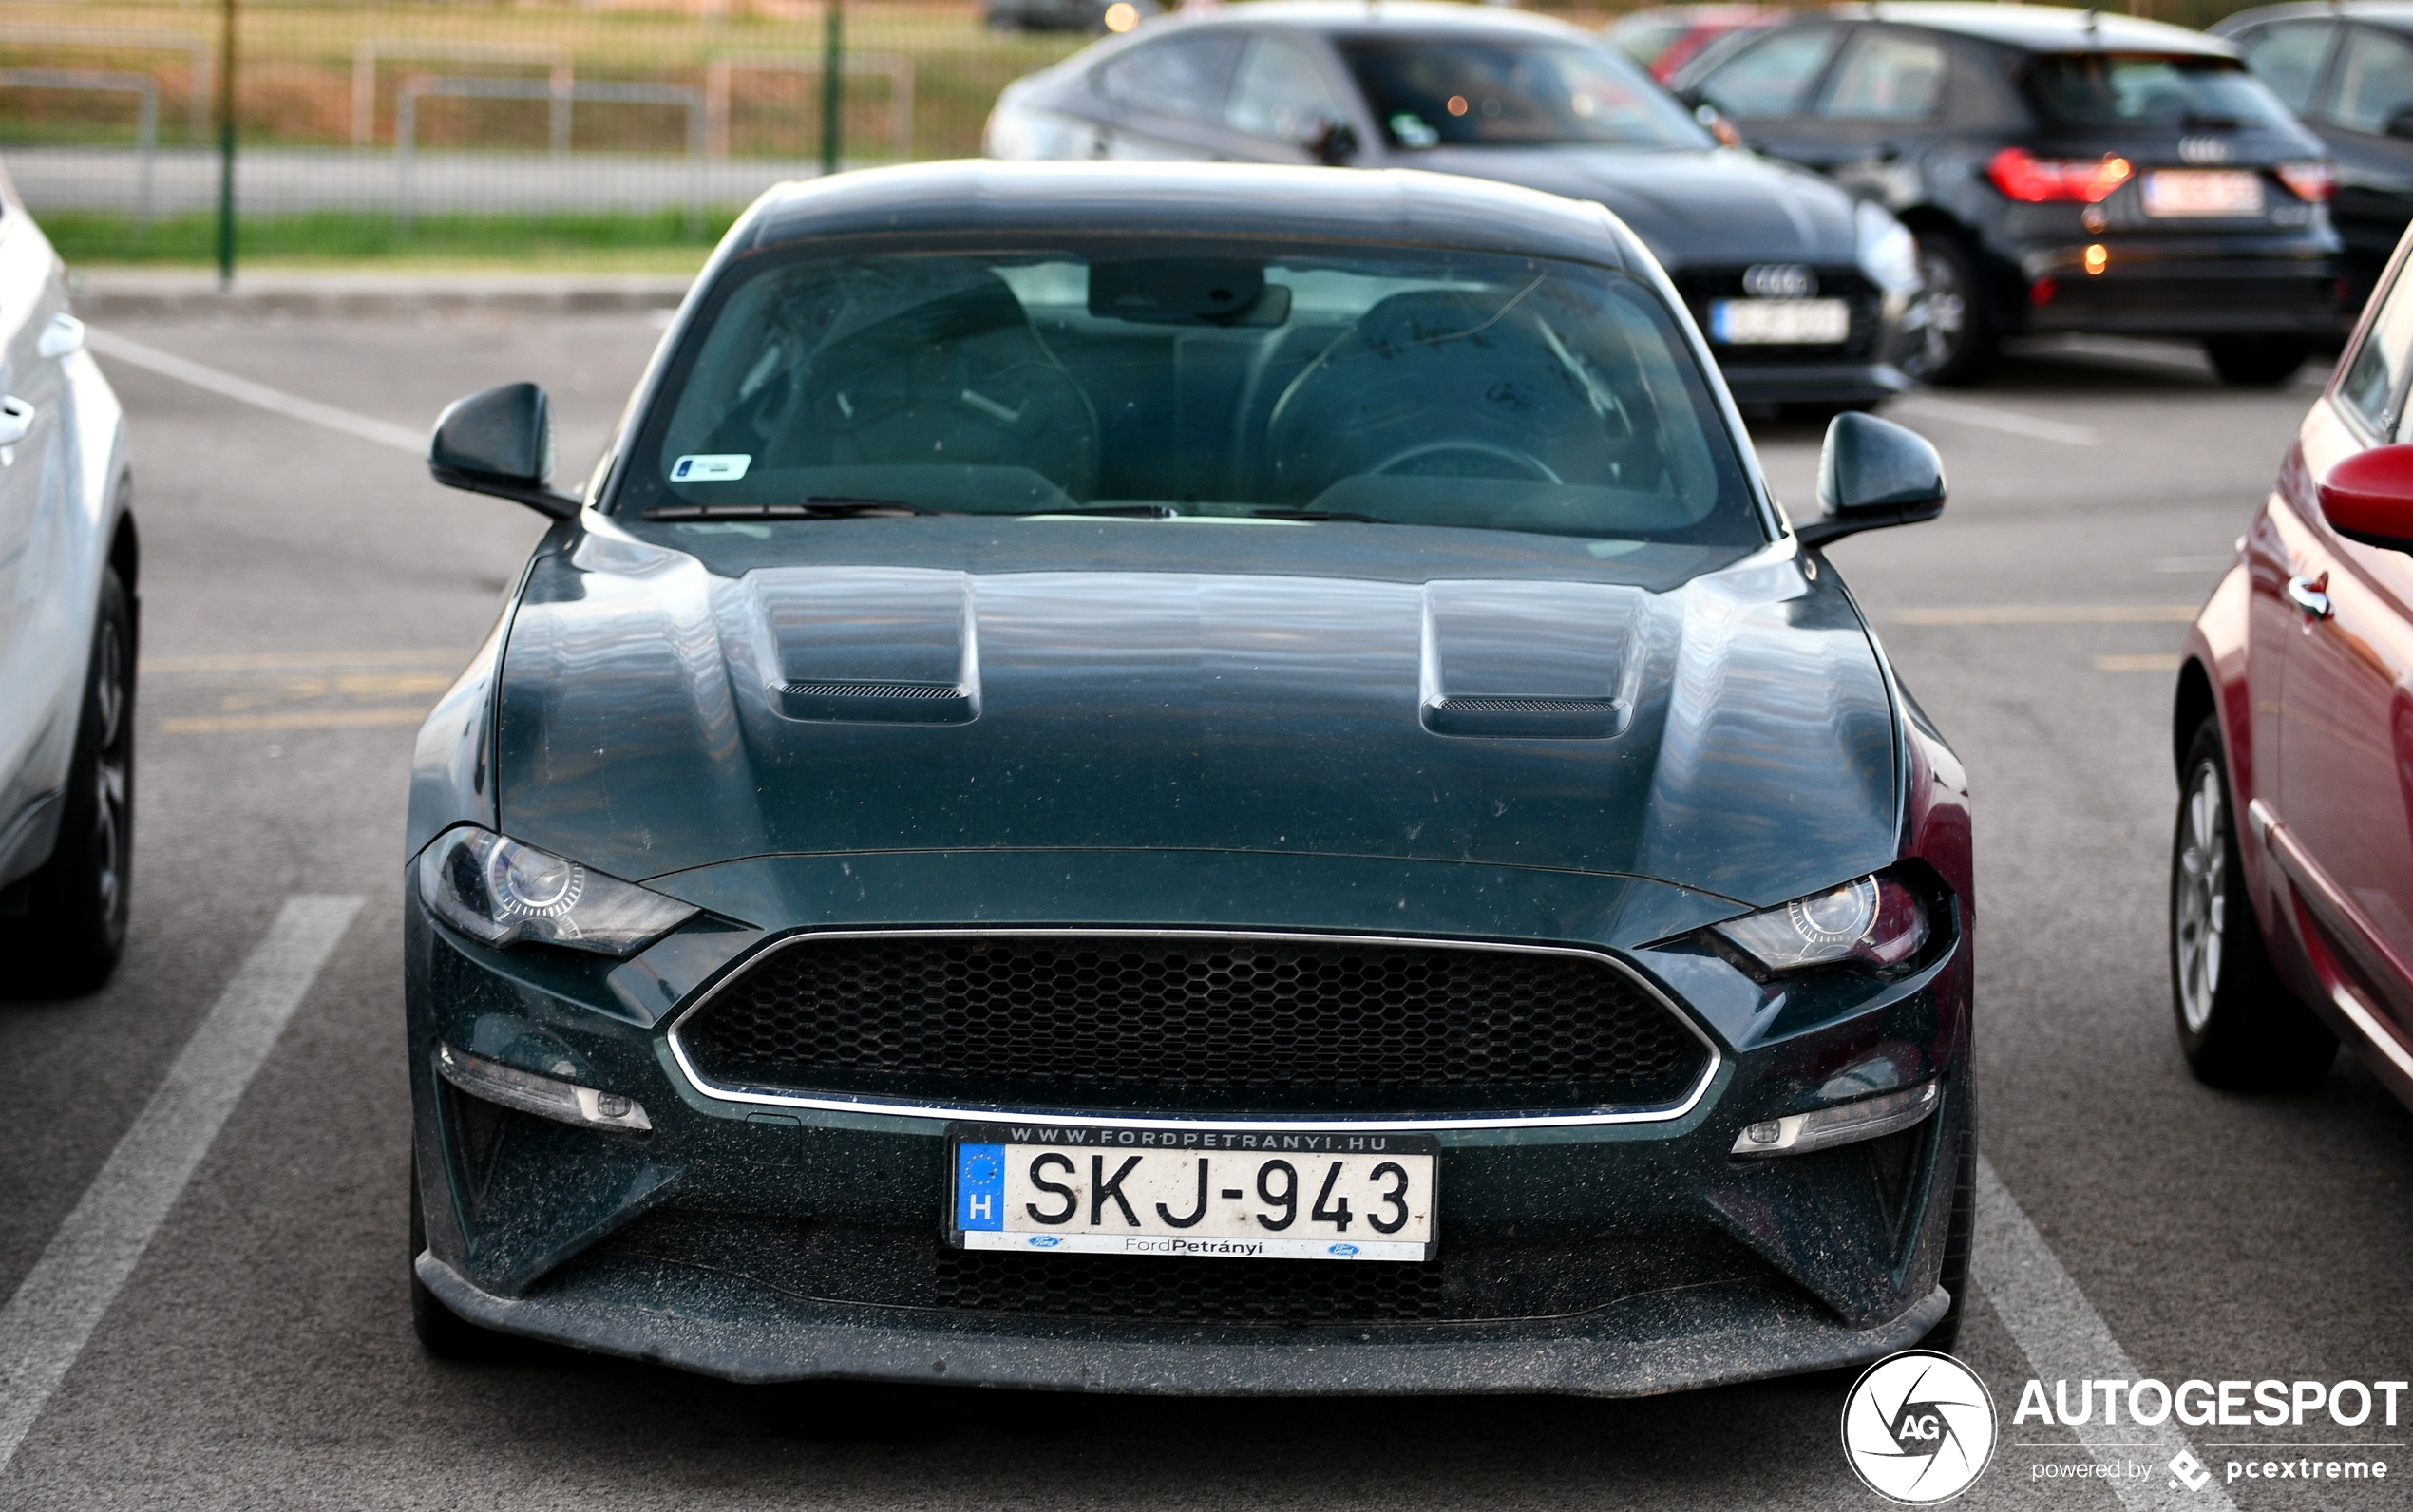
[1244,508,1392,523]
[644,497,946,520]
[1009,503,1182,519]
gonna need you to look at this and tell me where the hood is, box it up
[1413,147,1860,271]
[490,520,1899,910]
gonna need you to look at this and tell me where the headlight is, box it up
[1854,200,1922,299]
[416,825,697,956]
[1713,873,1928,973]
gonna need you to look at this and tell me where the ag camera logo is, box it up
[1842,1351,1999,1503]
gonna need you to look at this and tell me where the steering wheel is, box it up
[1372,441,1562,482]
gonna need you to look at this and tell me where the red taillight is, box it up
[1987,146,2133,203]
[2031,276,2058,307]
[2278,161,2337,202]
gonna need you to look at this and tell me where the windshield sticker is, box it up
[672,453,750,482]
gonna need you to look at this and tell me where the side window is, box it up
[1696,26,1844,121]
[1818,30,1948,122]
[2233,19,2337,116]
[1093,35,1245,123]
[1226,36,1349,145]
[2341,263,2413,435]
[2333,24,2413,135]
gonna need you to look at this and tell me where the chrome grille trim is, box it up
[662,928,1723,1131]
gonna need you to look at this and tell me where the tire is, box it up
[409,1156,503,1359]
[1916,1125,1974,1355]
[3,565,135,995]
[2203,334,2309,387]
[2170,716,2336,1090]
[1902,234,1995,387]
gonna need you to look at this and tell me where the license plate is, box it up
[1709,298,1851,345]
[2142,169,2264,217]
[948,1124,1439,1261]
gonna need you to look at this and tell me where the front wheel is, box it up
[4,565,135,995]
[2170,716,2335,1090]
[2203,334,2310,387]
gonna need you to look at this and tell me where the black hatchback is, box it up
[1675,2,2342,385]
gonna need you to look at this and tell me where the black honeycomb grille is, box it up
[675,934,1706,1116]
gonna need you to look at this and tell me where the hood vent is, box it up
[744,568,980,726]
[1420,580,1647,740]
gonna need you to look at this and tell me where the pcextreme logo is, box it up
[1841,1351,2000,1504]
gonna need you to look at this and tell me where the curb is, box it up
[64,269,695,319]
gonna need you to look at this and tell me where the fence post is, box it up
[216,0,235,288]
[820,0,842,177]
[136,78,156,234]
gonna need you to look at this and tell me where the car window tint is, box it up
[2234,19,2337,115]
[2334,25,2413,134]
[1226,36,1348,145]
[632,241,1763,550]
[2024,54,2293,129]
[2342,265,2413,434]
[1818,30,1948,122]
[1093,35,1244,122]
[1697,26,1843,120]
[1340,37,1708,148]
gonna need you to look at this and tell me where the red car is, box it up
[2176,224,2413,1105]
[1605,5,1786,84]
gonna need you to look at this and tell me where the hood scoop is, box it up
[1420,580,1647,740]
[743,567,979,725]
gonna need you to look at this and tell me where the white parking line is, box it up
[0,895,365,1475]
[1893,394,2101,446]
[1975,1158,2235,1510]
[85,328,423,454]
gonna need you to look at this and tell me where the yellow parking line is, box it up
[1886,605,2197,625]
[161,706,431,733]
[142,650,462,674]
[2094,653,2183,672]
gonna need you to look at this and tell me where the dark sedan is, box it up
[983,1,1921,416]
[2217,1,2413,312]
[402,161,1975,1395]
[1676,2,2343,386]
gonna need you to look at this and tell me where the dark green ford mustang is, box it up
[404,160,1973,1395]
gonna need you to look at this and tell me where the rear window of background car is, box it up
[1093,34,1244,122]
[1818,30,1948,122]
[2332,25,2413,135]
[2233,19,2337,115]
[2023,53,2293,130]
[1694,25,1843,120]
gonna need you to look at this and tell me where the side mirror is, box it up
[2386,107,2413,140]
[2318,444,2413,552]
[1315,120,1360,166]
[1796,410,1947,548]
[428,382,580,520]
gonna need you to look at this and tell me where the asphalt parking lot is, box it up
[0,301,2404,1510]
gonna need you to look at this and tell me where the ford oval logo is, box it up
[1329,1243,1359,1257]
[2180,135,2232,164]
[1028,1235,1061,1248]
[1742,263,1817,300]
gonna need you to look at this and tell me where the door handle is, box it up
[2287,571,2334,619]
[37,313,83,360]
[0,395,35,451]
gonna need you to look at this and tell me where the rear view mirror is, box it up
[1796,411,1947,548]
[2318,443,2413,552]
[428,382,580,520]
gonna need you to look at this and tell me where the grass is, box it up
[45,208,738,271]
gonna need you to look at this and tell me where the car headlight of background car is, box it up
[1854,200,1923,299]
[416,825,695,955]
[1714,872,1928,973]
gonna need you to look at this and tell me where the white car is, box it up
[0,172,135,993]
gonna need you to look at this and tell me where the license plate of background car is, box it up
[948,1124,1439,1261]
[2142,169,2265,217]
[1710,298,1851,345]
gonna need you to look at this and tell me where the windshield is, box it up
[2024,53,2294,130]
[1339,37,1714,149]
[621,239,1761,548]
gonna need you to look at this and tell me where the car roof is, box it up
[1819,2,2238,57]
[742,161,1644,273]
[1141,1,1596,42]
[2211,0,2413,34]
